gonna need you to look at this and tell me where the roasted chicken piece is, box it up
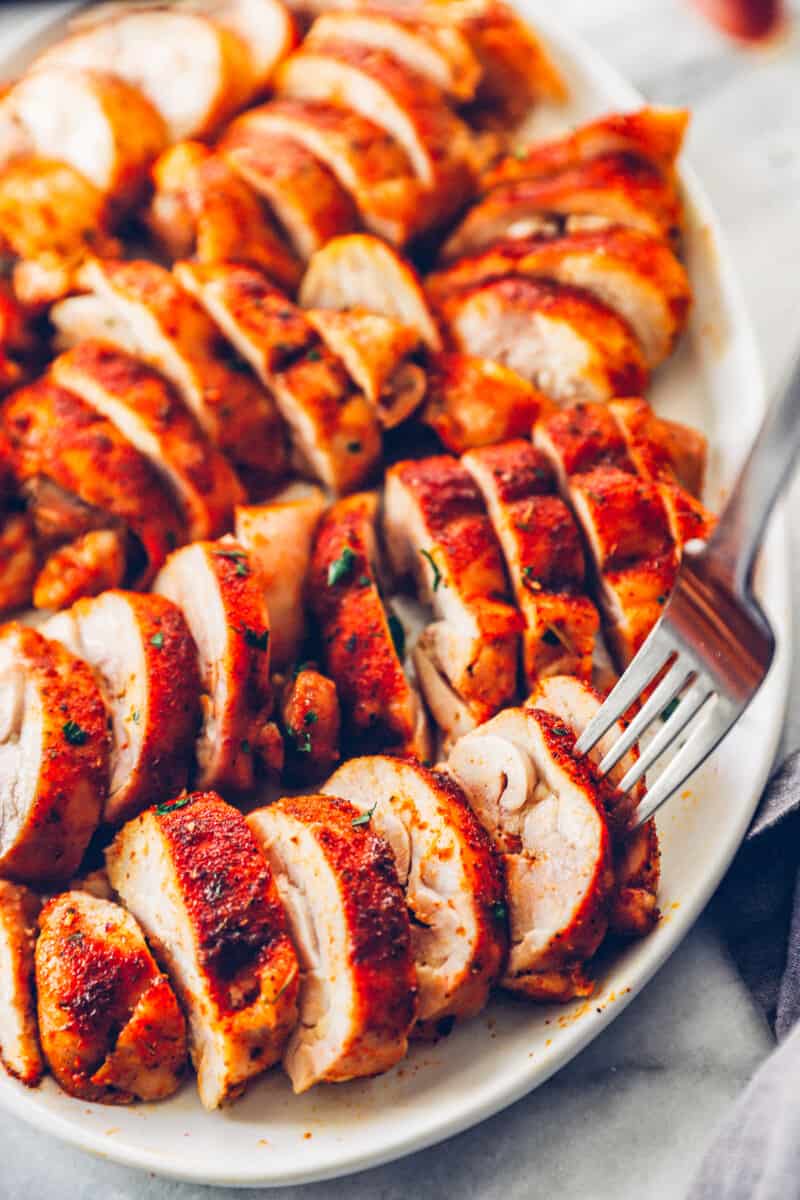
[34,529,126,612]
[0,67,166,211]
[52,258,288,482]
[175,261,381,493]
[0,881,42,1085]
[35,890,187,1103]
[248,794,416,1091]
[299,234,442,350]
[463,440,599,685]
[0,513,37,615]
[0,624,108,883]
[436,276,647,404]
[531,674,660,938]
[309,491,433,758]
[147,142,301,293]
[421,353,548,454]
[449,706,613,1000]
[383,455,521,741]
[281,666,340,781]
[445,153,683,261]
[44,590,200,824]
[430,228,692,368]
[221,128,357,261]
[107,791,300,1110]
[608,397,708,497]
[0,159,121,308]
[235,482,328,667]
[188,0,298,91]
[50,342,244,541]
[305,307,426,426]
[3,379,184,591]
[154,539,276,792]
[324,756,506,1026]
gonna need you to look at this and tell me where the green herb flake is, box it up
[387,613,406,659]
[492,900,507,922]
[512,146,529,160]
[551,724,571,737]
[156,795,192,816]
[150,632,164,649]
[305,347,322,362]
[241,739,251,754]
[215,548,250,577]
[287,724,312,754]
[661,697,680,722]
[130,709,140,724]
[243,626,269,651]
[657,594,667,605]
[358,574,371,587]
[347,440,362,453]
[351,802,377,828]
[327,545,357,587]
[420,548,442,592]
[303,710,318,727]
[62,720,88,746]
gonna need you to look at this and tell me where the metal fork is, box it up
[575,349,800,828]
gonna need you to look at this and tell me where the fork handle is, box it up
[702,347,800,594]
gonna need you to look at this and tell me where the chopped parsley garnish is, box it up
[130,709,140,724]
[661,698,680,722]
[62,720,88,746]
[327,546,356,586]
[491,901,507,922]
[387,613,406,659]
[156,795,192,815]
[512,146,529,160]
[305,347,322,362]
[420,548,442,592]
[358,574,371,587]
[241,739,251,754]
[150,632,164,649]
[303,710,318,727]
[351,802,376,828]
[551,724,571,737]
[215,548,250,576]
[347,440,362,453]
[657,594,667,605]
[287,724,312,753]
[243,626,269,651]
[205,876,227,902]
[293,660,315,678]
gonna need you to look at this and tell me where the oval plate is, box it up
[0,1,790,1187]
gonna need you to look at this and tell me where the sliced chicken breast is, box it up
[0,67,166,210]
[0,624,108,883]
[383,455,521,740]
[0,513,36,615]
[175,261,381,493]
[430,228,692,368]
[247,794,416,1091]
[299,233,442,350]
[608,397,708,497]
[324,756,506,1025]
[235,481,328,668]
[154,539,275,792]
[44,590,200,825]
[421,353,548,454]
[0,881,42,1086]
[463,440,599,685]
[437,276,648,403]
[107,791,300,1110]
[190,0,297,89]
[50,342,244,541]
[309,491,433,758]
[280,666,341,781]
[36,890,187,1103]
[34,528,127,612]
[449,706,613,999]
[54,258,288,481]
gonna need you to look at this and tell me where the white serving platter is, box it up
[0,1,791,1188]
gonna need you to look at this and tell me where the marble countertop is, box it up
[1,2,799,1197]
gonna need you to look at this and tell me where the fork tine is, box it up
[597,658,694,777]
[617,675,716,793]
[575,626,674,756]
[631,697,736,827]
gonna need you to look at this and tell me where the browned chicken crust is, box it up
[34,528,126,612]
[0,513,37,615]
[281,666,341,781]
[421,353,549,454]
[0,881,43,1086]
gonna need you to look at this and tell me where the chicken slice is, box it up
[247,794,416,1091]
[50,342,244,541]
[0,624,108,883]
[189,0,298,89]
[34,529,127,612]
[280,666,340,781]
[147,142,301,293]
[383,455,521,740]
[235,481,328,668]
[305,307,426,426]
[36,890,187,1103]
[54,258,288,482]
[463,440,599,685]
[0,159,121,308]
[107,791,300,1110]
[0,67,166,211]
[175,261,381,493]
[0,881,42,1085]
[483,106,690,192]
[421,353,548,454]
[299,234,442,350]
[0,513,36,615]
[324,756,506,1025]
[44,590,200,824]
[3,379,184,589]
[154,539,275,792]
[430,228,692,368]
[449,706,613,999]
[436,276,648,404]
[608,397,708,497]
[530,674,660,938]
[309,491,433,758]
[222,129,357,261]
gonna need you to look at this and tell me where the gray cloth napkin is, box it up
[689,750,800,1199]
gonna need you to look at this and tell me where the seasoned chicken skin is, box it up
[608,397,708,498]
[34,528,127,612]
[36,891,187,1103]
[44,591,200,825]
[0,624,108,884]
[0,881,42,1085]
[248,794,416,1092]
[463,440,599,685]
[309,491,433,759]
[421,353,548,454]
[154,539,275,793]
[107,792,300,1110]
[281,666,341,781]
[0,513,37,616]
[324,756,506,1025]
